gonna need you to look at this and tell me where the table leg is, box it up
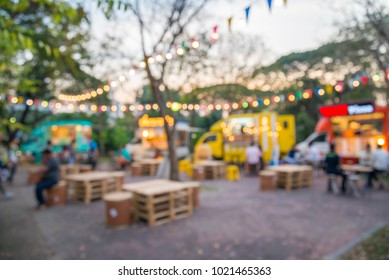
[84,181,92,204]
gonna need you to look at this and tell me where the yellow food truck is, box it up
[127,114,202,160]
[195,112,296,163]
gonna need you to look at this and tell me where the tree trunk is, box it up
[144,64,179,181]
[98,114,106,157]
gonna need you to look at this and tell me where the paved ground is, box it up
[0,165,388,260]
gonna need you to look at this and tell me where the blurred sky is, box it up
[87,0,362,102]
[204,0,357,58]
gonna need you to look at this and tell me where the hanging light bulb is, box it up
[165,53,173,60]
[191,40,200,49]
[176,47,185,56]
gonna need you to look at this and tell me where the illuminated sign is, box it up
[138,114,174,127]
[319,102,374,118]
[347,103,374,115]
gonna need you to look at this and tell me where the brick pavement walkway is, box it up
[0,166,388,259]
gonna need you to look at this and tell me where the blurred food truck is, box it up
[194,112,296,163]
[126,114,202,161]
[296,101,388,164]
[21,120,92,162]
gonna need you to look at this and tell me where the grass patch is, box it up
[342,226,389,259]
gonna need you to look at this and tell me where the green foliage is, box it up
[0,0,102,145]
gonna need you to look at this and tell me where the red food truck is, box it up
[296,101,389,164]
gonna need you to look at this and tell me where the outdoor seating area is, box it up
[2,0,389,269]
[2,164,389,261]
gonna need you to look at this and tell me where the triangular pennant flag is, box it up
[267,0,272,11]
[227,17,233,32]
[213,25,218,33]
[245,6,251,23]
[284,0,287,6]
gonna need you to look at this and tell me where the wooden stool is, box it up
[103,192,133,227]
[192,167,205,181]
[131,164,142,176]
[192,186,200,208]
[226,165,240,181]
[259,171,277,191]
[46,181,67,206]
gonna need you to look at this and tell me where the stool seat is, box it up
[192,167,205,181]
[46,181,67,206]
[259,170,277,191]
[104,191,133,227]
[226,165,240,181]
[103,191,133,201]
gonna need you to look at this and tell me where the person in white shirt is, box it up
[366,144,389,189]
[245,141,262,175]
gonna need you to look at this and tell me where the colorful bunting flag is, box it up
[245,6,251,23]
[267,0,272,11]
[227,17,233,32]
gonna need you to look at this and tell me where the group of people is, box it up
[34,135,99,210]
[324,143,389,193]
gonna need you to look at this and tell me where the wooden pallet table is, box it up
[193,160,226,180]
[267,165,313,191]
[136,159,162,176]
[65,172,115,204]
[60,164,93,179]
[123,180,198,226]
[109,171,126,191]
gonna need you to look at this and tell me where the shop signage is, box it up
[319,102,374,117]
[138,114,174,127]
[347,103,374,115]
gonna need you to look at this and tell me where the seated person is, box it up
[35,149,60,210]
[324,143,347,193]
[366,144,389,190]
[118,146,131,169]
[283,145,299,164]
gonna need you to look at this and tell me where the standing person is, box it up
[58,145,70,164]
[245,141,261,175]
[366,144,389,190]
[68,139,76,164]
[35,149,60,210]
[6,140,18,185]
[258,144,264,170]
[324,143,347,193]
[46,140,53,152]
[0,148,13,199]
[87,135,99,170]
